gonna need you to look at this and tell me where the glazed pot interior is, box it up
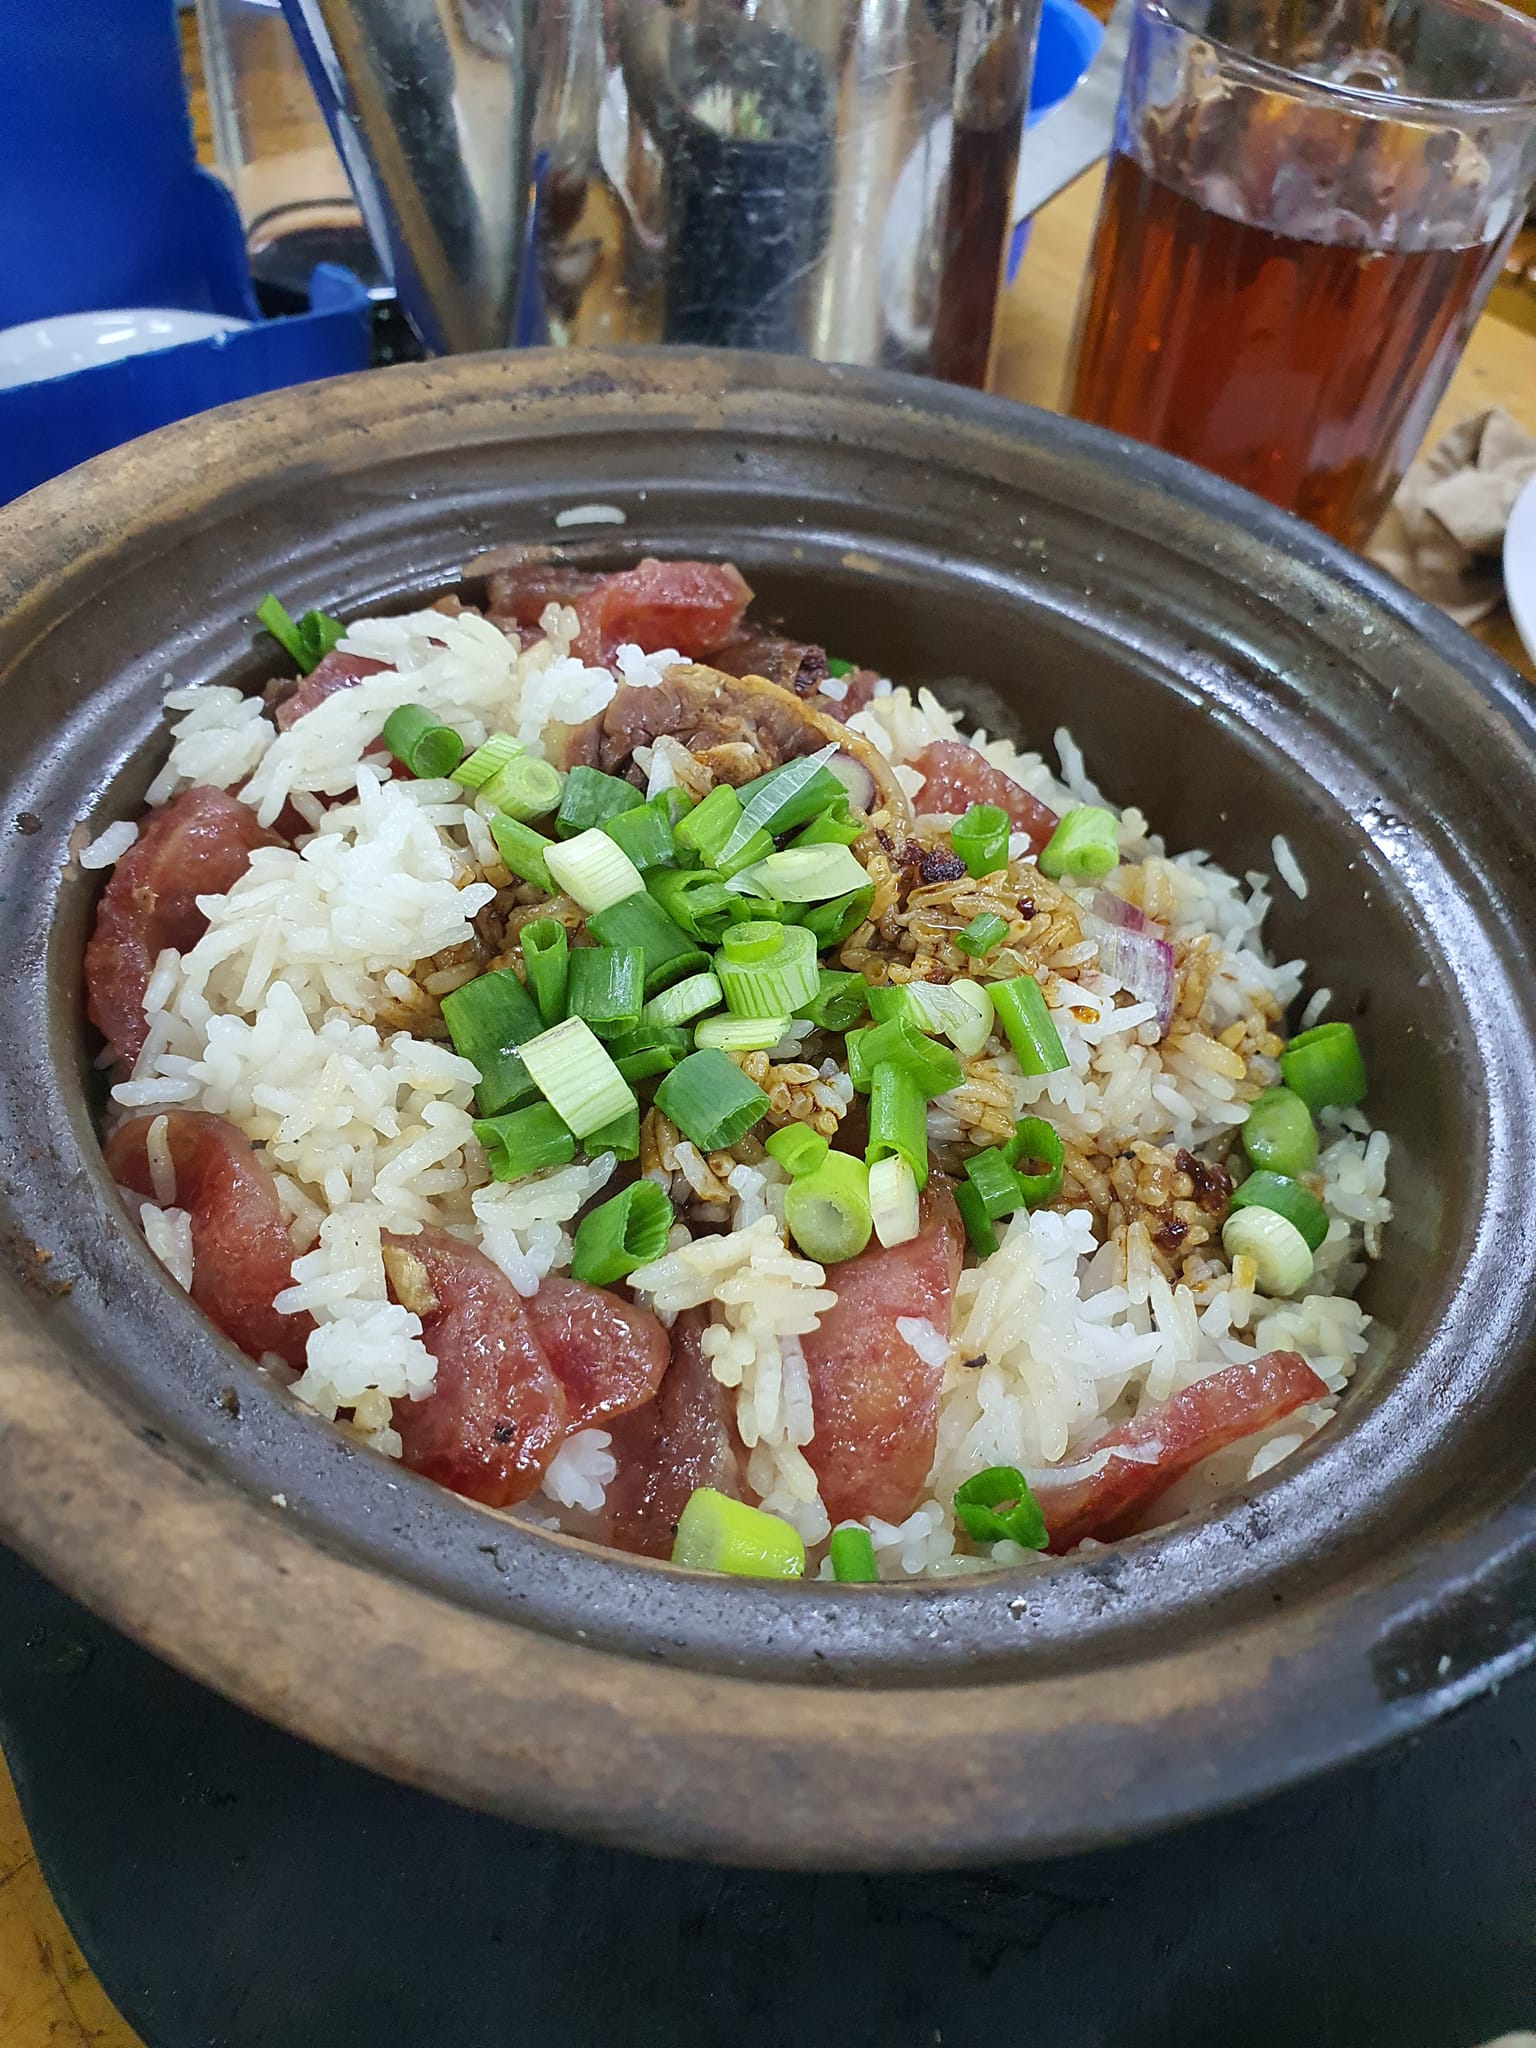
[0,352,1532,1862]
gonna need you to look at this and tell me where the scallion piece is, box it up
[796,885,875,948]
[556,764,644,838]
[828,1524,879,1583]
[671,1488,806,1578]
[1007,1116,1064,1207]
[381,702,465,781]
[479,753,563,821]
[717,920,820,1018]
[489,814,556,895]
[602,796,676,873]
[472,1101,576,1182]
[783,1151,873,1264]
[954,1177,1000,1257]
[566,944,645,1038]
[569,1179,674,1285]
[730,844,869,904]
[765,1124,829,1178]
[519,919,569,1027]
[1279,1020,1367,1110]
[452,732,524,791]
[256,593,345,674]
[717,746,842,864]
[674,783,772,875]
[868,1154,920,1248]
[963,1145,1024,1221]
[518,1016,635,1138]
[1241,1086,1318,1178]
[825,657,855,679]
[607,1023,691,1063]
[848,1016,962,1098]
[951,803,1010,879]
[655,1049,769,1151]
[1222,1205,1313,1296]
[804,968,869,1033]
[904,978,995,1058]
[646,868,748,946]
[1229,1169,1329,1252]
[615,1044,682,1085]
[441,968,543,1116]
[955,911,1009,958]
[952,1466,1048,1549]
[651,787,695,830]
[694,1014,791,1052]
[544,828,646,915]
[793,801,862,848]
[585,1104,641,1159]
[991,973,1068,1076]
[1038,805,1120,883]
[587,890,709,996]
[642,972,723,1029]
[866,1063,929,1190]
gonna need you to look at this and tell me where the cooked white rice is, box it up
[110,621,1392,1572]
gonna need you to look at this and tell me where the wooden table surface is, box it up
[7,33,1536,2048]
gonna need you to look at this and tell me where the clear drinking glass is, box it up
[1065,0,1536,548]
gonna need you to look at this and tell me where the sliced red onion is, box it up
[826,750,876,813]
[1084,913,1176,1035]
[1092,889,1154,934]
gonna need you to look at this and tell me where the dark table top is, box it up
[1,1538,1531,2048]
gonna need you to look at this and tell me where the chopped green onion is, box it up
[256,593,345,673]
[518,1016,635,1138]
[570,1179,674,1285]
[1229,1169,1329,1252]
[642,972,723,1029]
[765,1124,829,1178]
[1241,1085,1318,1178]
[730,844,869,904]
[544,828,646,915]
[717,746,842,865]
[674,784,773,875]
[452,732,524,791]
[651,787,695,830]
[952,1466,1048,1549]
[473,1102,575,1182]
[585,1104,641,1160]
[954,1178,999,1257]
[441,968,543,1116]
[951,803,1010,879]
[793,801,863,848]
[556,764,644,838]
[607,1022,691,1064]
[695,1014,791,1052]
[1222,1205,1313,1296]
[797,885,876,948]
[646,868,750,946]
[964,1146,1024,1221]
[489,814,556,894]
[566,944,644,1038]
[381,703,465,781]
[955,911,1009,959]
[848,1016,962,1098]
[828,1524,879,1582]
[866,1063,929,1190]
[868,1154,920,1247]
[587,891,709,996]
[991,973,1068,1076]
[864,984,912,1026]
[655,1049,769,1151]
[804,968,869,1033]
[671,1488,805,1578]
[1007,1116,1064,1206]
[783,1151,873,1264]
[602,797,676,872]
[825,657,855,679]
[1038,805,1120,883]
[519,919,569,1027]
[478,753,563,820]
[1279,1021,1367,1110]
[904,978,995,1058]
[614,1044,682,1085]
[717,920,820,1017]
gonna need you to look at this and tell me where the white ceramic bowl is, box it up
[1503,471,1536,666]
[0,308,250,392]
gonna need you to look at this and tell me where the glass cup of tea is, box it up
[1065,0,1536,550]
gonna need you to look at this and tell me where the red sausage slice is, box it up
[105,1110,310,1370]
[522,1273,670,1433]
[601,1308,745,1558]
[910,740,1060,852]
[84,785,283,1067]
[270,650,388,730]
[801,1180,965,1526]
[1035,1351,1330,1552]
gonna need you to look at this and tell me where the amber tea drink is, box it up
[1067,0,1536,549]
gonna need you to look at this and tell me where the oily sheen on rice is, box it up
[102,612,1392,1566]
